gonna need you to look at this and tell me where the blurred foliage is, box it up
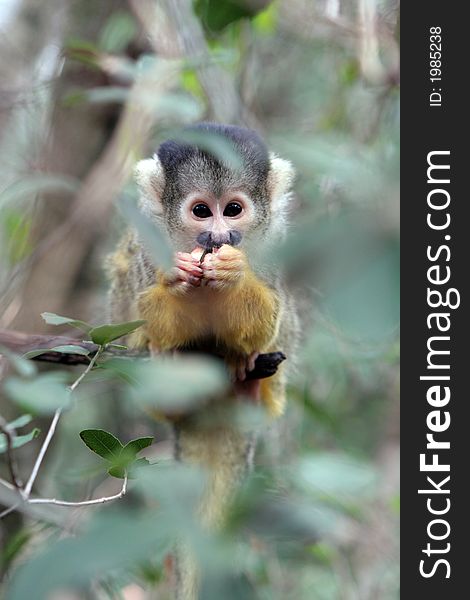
[195,0,270,33]
[0,0,399,599]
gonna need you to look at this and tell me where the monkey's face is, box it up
[176,189,260,252]
[135,124,295,255]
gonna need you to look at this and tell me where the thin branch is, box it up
[21,408,62,499]
[1,474,127,518]
[28,475,128,507]
[0,476,15,491]
[0,503,18,519]
[22,347,103,499]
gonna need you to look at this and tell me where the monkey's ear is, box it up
[267,153,295,213]
[134,155,165,215]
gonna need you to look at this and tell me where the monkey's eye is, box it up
[192,204,212,218]
[223,202,243,217]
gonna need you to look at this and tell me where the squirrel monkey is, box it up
[107,123,297,598]
[108,122,297,417]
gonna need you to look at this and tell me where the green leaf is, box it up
[89,320,146,345]
[195,0,262,32]
[99,11,137,53]
[133,457,150,469]
[85,86,129,105]
[79,429,123,461]
[107,465,126,479]
[122,437,153,457]
[4,373,71,415]
[50,345,91,356]
[0,428,40,453]
[23,345,91,359]
[22,349,58,359]
[6,414,33,429]
[252,4,278,35]
[80,429,153,479]
[108,457,150,480]
[116,439,153,476]
[1,528,33,571]
[2,207,33,263]
[173,128,242,170]
[41,312,92,333]
[127,355,228,414]
[0,346,37,378]
[105,437,153,480]
[0,175,79,209]
[6,511,172,600]
[295,453,377,503]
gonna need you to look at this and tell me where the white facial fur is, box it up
[134,151,295,254]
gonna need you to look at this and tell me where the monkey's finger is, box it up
[247,351,259,372]
[216,245,243,260]
[176,268,201,286]
[176,252,195,262]
[204,259,243,276]
[175,258,203,276]
[166,267,200,287]
[176,252,202,267]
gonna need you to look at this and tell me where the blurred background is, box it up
[0,0,399,598]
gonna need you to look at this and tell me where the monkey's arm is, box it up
[137,245,281,357]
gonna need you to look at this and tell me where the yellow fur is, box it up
[136,249,284,415]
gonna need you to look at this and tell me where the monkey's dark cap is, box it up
[157,122,270,177]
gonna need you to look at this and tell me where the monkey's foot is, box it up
[231,351,260,382]
[246,352,286,380]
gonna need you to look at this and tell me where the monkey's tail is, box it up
[173,419,255,600]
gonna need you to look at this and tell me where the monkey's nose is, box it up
[197,231,242,249]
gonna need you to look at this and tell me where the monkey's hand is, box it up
[201,244,245,290]
[163,249,204,294]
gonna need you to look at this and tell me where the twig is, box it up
[1,473,127,518]
[0,415,23,490]
[21,408,62,499]
[22,347,103,499]
[0,476,15,491]
[28,475,128,507]
[0,504,18,519]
